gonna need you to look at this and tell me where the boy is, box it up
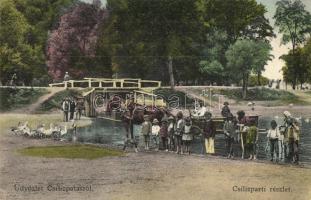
[151,119,160,151]
[246,119,258,160]
[141,115,152,150]
[267,120,280,162]
[159,120,169,151]
[223,114,237,158]
[167,116,175,151]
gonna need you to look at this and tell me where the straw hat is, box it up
[168,116,174,120]
[153,119,159,124]
[283,111,291,117]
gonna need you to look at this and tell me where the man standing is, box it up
[64,72,70,81]
[223,114,237,158]
[203,111,216,154]
[283,111,300,164]
[69,98,76,120]
[62,98,69,122]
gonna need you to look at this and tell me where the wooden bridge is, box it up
[49,78,161,90]
[49,78,163,117]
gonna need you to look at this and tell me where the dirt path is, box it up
[13,87,64,114]
[0,130,311,200]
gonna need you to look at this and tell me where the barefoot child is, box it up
[182,117,193,154]
[223,114,237,159]
[160,119,169,151]
[141,115,152,150]
[267,120,280,162]
[246,119,258,160]
[167,116,175,151]
[175,111,184,154]
[152,119,160,151]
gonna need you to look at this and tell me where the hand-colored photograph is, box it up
[0,0,311,200]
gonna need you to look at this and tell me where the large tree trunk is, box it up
[257,72,261,86]
[168,56,175,89]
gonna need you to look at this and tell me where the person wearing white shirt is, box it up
[152,119,160,151]
[267,120,280,162]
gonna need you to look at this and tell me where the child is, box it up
[203,111,215,154]
[278,126,285,162]
[167,116,175,151]
[223,114,237,159]
[175,111,184,154]
[246,119,258,160]
[141,115,152,150]
[152,119,160,151]
[267,120,280,162]
[182,117,193,155]
[159,119,169,151]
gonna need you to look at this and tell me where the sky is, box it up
[83,0,311,80]
[257,0,311,79]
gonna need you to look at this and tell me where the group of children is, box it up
[266,111,300,164]
[126,107,300,164]
[223,110,300,164]
[140,111,194,154]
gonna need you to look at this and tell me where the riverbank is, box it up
[0,130,310,200]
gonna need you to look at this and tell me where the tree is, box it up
[281,46,309,89]
[105,0,203,88]
[198,0,274,85]
[0,0,29,84]
[225,39,271,98]
[251,41,273,85]
[274,0,311,89]
[274,0,311,54]
[203,0,275,42]
[199,29,227,85]
[46,2,110,80]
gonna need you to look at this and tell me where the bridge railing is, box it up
[49,78,161,89]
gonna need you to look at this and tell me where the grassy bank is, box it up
[17,145,124,159]
[159,87,306,105]
[0,88,48,111]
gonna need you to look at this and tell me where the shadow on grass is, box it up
[17,145,125,160]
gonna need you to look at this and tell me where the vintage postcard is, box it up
[0,0,311,199]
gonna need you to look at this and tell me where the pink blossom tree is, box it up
[46,2,108,81]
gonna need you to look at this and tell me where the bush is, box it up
[0,88,47,111]
[248,75,269,87]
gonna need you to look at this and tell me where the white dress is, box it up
[182,125,193,141]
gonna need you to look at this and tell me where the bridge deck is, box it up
[49,78,161,90]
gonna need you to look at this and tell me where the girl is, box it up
[175,111,184,154]
[182,117,193,154]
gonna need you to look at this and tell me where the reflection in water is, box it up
[68,117,311,165]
